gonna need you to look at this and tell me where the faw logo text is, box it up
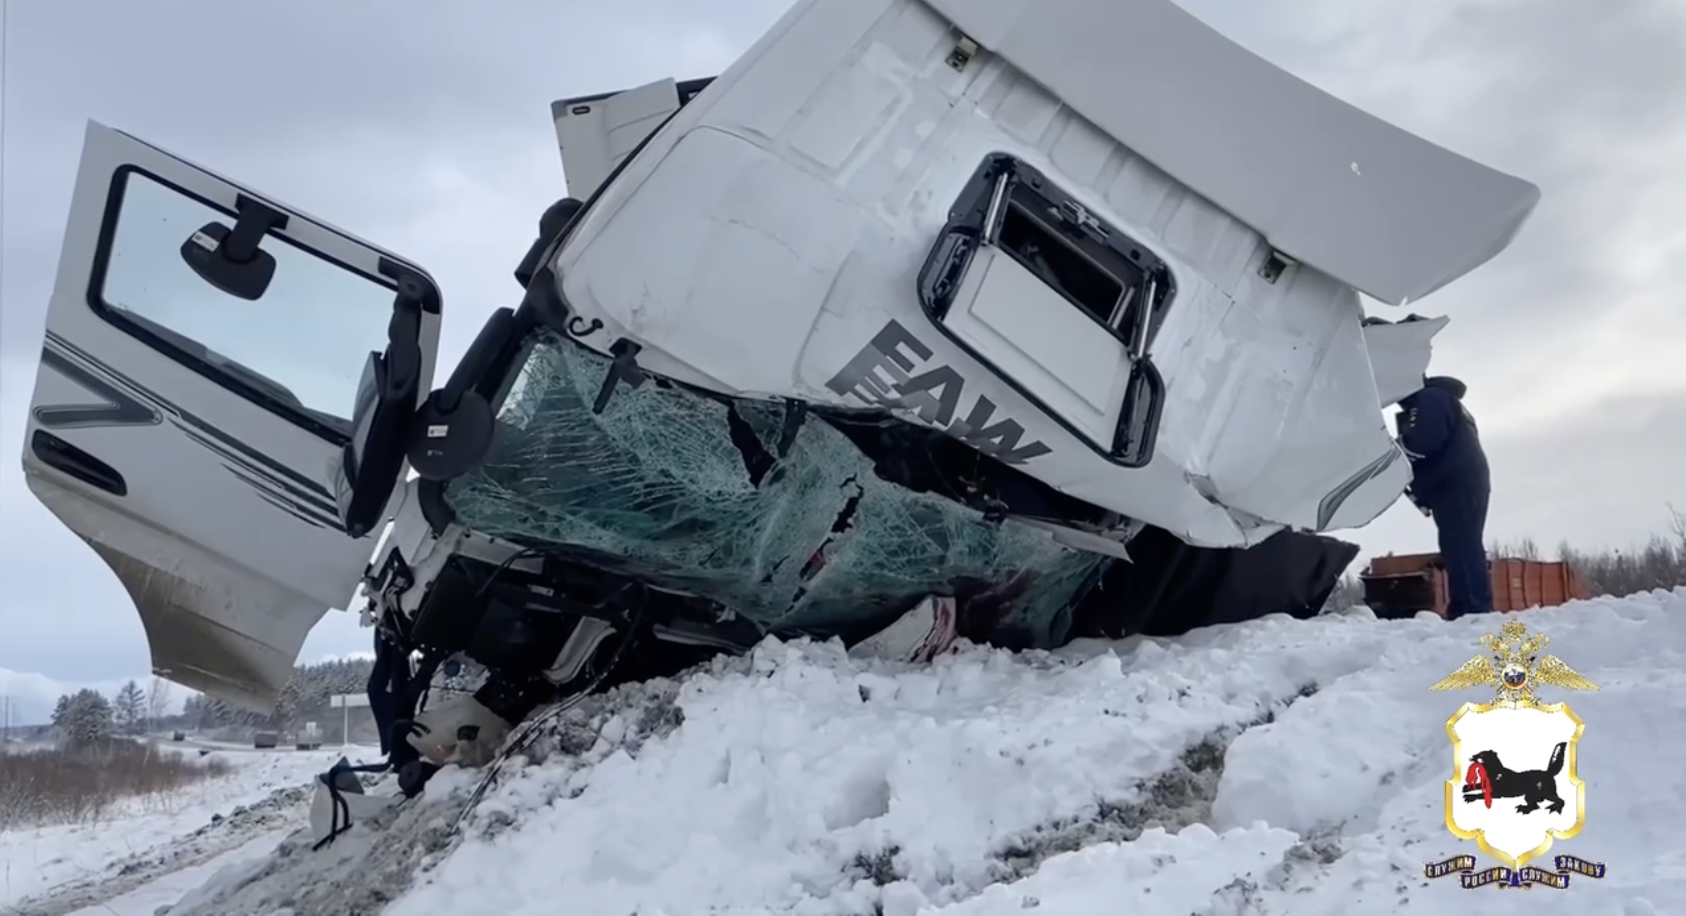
[824,320,1051,465]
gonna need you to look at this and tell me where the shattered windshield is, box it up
[443,331,1108,646]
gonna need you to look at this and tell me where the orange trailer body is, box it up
[1359,553,1590,619]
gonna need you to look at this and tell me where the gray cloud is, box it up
[1482,391,1686,550]
[1188,0,1686,422]
[2,0,1683,705]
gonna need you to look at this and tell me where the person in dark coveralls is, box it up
[1397,376,1493,619]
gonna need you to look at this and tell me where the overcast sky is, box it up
[1,0,1682,725]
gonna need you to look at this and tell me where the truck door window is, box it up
[95,168,398,438]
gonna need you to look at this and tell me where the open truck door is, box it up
[21,121,443,712]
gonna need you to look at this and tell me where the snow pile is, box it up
[16,588,1686,915]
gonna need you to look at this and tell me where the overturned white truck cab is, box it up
[21,0,1535,811]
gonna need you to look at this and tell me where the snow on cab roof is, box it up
[925,0,1542,306]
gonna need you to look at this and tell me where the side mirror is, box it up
[1113,357,1165,468]
[179,194,289,301]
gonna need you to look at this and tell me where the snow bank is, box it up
[376,633,1334,916]
[0,746,378,915]
[392,588,1686,916]
[41,587,1686,915]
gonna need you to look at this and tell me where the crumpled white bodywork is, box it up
[14,0,1539,721]
[545,0,1536,547]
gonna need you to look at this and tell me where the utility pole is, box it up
[329,693,369,745]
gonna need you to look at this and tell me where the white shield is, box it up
[1444,702,1586,868]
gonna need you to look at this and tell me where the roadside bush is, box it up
[0,738,234,828]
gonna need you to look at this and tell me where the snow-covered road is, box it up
[0,746,383,916]
[9,588,1683,915]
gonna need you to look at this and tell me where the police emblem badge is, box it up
[1423,619,1610,889]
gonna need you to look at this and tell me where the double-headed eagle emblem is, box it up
[1430,619,1599,705]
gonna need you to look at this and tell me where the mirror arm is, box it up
[375,258,437,403]
[382,301,423,400]
[222,195,289,263]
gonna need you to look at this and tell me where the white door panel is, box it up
[21,121,442,711]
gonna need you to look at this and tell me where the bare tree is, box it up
[1558,505,1686,597]
[114,681,146,735]
[146,677,174,734]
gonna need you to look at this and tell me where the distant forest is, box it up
[39,656,380,745]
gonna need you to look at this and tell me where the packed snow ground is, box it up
[13,588,1686,915]
[0,745,383,916]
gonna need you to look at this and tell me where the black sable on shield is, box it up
[1462,742,1568,815]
